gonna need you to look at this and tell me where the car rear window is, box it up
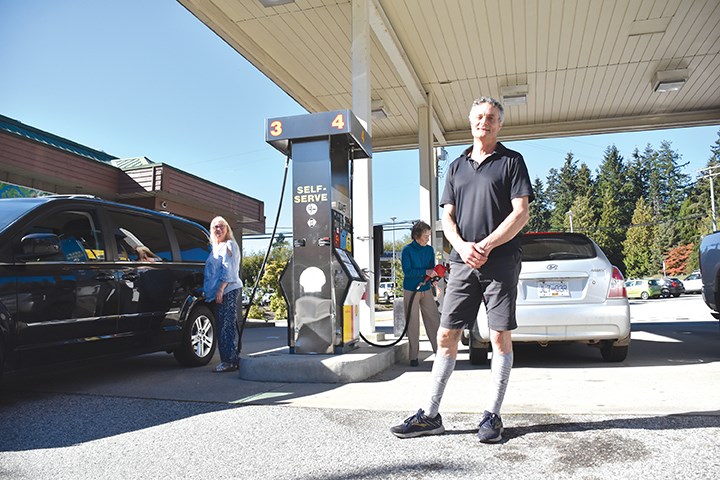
[521,233,597,261]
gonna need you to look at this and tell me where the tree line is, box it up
[526,130,720,278]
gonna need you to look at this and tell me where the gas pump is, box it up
[265,110,371,354]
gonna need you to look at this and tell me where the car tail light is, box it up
[608,266,627,298]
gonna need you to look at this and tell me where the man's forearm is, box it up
[478,197,530,253]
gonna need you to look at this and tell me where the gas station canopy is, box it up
[179,0,720,150]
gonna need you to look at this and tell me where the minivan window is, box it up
[172,219,211,262]
[107,210,172,262]
[20,209,105,262]
[0,199,41,230]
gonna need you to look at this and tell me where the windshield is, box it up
[0,198,44,231]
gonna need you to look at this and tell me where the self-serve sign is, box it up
[294,184,328,204]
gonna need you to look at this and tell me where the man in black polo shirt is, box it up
[391,96,534,443]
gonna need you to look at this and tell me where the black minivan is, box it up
[0,195,217,379]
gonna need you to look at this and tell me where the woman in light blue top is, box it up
[204,216,243,373]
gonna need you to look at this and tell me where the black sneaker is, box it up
[476,410,503,443]
[390,409,444,438]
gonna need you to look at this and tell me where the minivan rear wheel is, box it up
[174,305,217,367]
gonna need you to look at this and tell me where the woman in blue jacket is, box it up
[401,221,440,366]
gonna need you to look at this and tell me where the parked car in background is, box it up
[464,232,631,364]
[625,278,663,299]
[378,281,395,303]
[658,277,685,297]
[0,195,217,381]
[681,272,703,294]
[260,290,274,306]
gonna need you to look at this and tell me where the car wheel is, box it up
[600,341,628,362]
[174,304,217,367]
[469,345,489,365]
[460,330,469,346]
[640,291,649,300]
[661,289,670,298]
[384,293,390,303]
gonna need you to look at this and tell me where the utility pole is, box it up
[567,210,574,233]
[390,216,397,285]
[698,165,720,231]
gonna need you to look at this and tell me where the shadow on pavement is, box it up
[442,411,720,441]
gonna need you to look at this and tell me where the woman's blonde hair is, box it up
[209,216,235,245]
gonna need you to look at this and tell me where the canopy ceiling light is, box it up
[258,0,295,7]
[500,85,528,106]
[653,69,688,93]
[371,99,388,120]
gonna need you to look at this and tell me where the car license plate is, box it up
[538,281,569,297]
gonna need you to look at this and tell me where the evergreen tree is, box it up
[594,145,629,268]
[652,141,690,253]
[564,195,596,234]
[576,163,595,199]
[595,188,625,269]
[623,197,659,277]
[547,152,579,229]
[526,177,551,232]
[626,146,651,212]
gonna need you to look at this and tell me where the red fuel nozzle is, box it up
[424,263,448,283]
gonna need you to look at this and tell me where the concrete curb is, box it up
[238,341,408,383]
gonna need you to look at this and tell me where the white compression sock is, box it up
[424,354,456,418]
[487,351,513,414]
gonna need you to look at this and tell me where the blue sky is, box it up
[2,1,719,253]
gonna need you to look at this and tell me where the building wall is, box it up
[0,132,120,197]
[0,125,266,235]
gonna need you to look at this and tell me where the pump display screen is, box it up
[335,249,361,279]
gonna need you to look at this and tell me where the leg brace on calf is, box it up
[424,354,456,418]
[487,351,513,414]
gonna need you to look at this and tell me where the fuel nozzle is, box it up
[424,263,449,283]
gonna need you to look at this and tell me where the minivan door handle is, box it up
[95,273,115,282]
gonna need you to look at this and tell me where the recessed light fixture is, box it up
[258,0,295,7]
[500,85,528,106]
[371,99,388,120]
[653,68,688,92]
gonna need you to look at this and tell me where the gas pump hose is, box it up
[358,265,446,348]
[358,287,419,348]
[236,154,290,352]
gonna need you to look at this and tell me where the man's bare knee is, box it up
[437,328,462,355]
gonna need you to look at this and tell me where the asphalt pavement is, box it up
[1,295,719,479]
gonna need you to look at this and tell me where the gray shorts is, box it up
[440,255,521,332]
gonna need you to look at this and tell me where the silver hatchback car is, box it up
[466,232,631,364]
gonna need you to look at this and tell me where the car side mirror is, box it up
[19,233,61,259]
